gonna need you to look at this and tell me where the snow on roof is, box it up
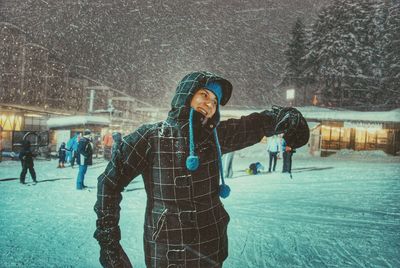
[221,107,400,123]
[47,115,110,128]
[297,106,400,123]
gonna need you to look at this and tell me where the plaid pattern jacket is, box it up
[94,72,278,268]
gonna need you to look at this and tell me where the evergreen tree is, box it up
[305,0,358,107]
[304,0,396,109]
[382,2,400,108]
[283,18,307,93]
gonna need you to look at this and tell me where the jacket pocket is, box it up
[152,208,168,241]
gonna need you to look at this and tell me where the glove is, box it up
[99,242,133,268]
[273,106,302,134]
[272,106,310,149]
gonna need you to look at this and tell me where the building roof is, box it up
[297,106,400,124]
[47,115,110,128]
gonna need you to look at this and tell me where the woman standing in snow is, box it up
[93,71,309,268]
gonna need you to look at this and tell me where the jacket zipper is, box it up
[152,208,168,241]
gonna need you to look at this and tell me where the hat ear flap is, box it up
[186,108,200,171]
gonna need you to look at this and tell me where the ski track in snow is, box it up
[0,143,399,267]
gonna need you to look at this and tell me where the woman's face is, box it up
[190,88,218,119]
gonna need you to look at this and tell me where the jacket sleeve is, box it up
[93,125,152,266]
[19,150,25,161]
[217,110,276,154]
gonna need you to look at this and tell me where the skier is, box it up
[93,71,309,267]
[19,140,37,184]
[76,129,93,190]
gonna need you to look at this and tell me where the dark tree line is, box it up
[283,0,400,110]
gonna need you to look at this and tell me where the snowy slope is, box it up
[0,144,399,267]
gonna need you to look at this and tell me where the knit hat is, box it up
[84,129,91,135]
[185,82,231,198]
[204,82,223,105]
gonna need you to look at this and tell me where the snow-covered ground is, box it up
[1,144,399,268]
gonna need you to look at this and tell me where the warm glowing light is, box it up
[25,113,43,118]
[286,89,295,100]
[0,113,22,131]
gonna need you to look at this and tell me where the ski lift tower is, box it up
[85,85,112,114]
[111,96,161,129]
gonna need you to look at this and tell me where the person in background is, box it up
[67,132,80,168]
[58,142,68,168]
[222,151,235,178]
[76,129,93,190]
[111,131,122,160]
[94,134,102,158]
[19,140,37,184]
[246,162,265,175]
[282,137,295,175]
[0,126,3,162]
[266,134,281,172]
[103,131,113,161]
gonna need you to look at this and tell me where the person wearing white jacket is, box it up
[266,135,281,172]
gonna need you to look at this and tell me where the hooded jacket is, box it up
[67,133,80,152]
[94,71,308,268]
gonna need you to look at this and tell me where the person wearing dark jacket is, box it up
[93,71,310,268]
[111,131,122,160]
[19,140,37,184]
[282,138,295,174]
[58,142,68,168]
[76,129,93,189]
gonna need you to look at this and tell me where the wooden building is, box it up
[220,107,400,156]
[299,107,400,156]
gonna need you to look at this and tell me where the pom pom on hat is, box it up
[186,155,199,171]
[219,184,231,199]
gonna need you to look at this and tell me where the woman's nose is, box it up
[206,102,213,108]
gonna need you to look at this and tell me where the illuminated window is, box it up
[377,129,388,144]
[0,114,22,131]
